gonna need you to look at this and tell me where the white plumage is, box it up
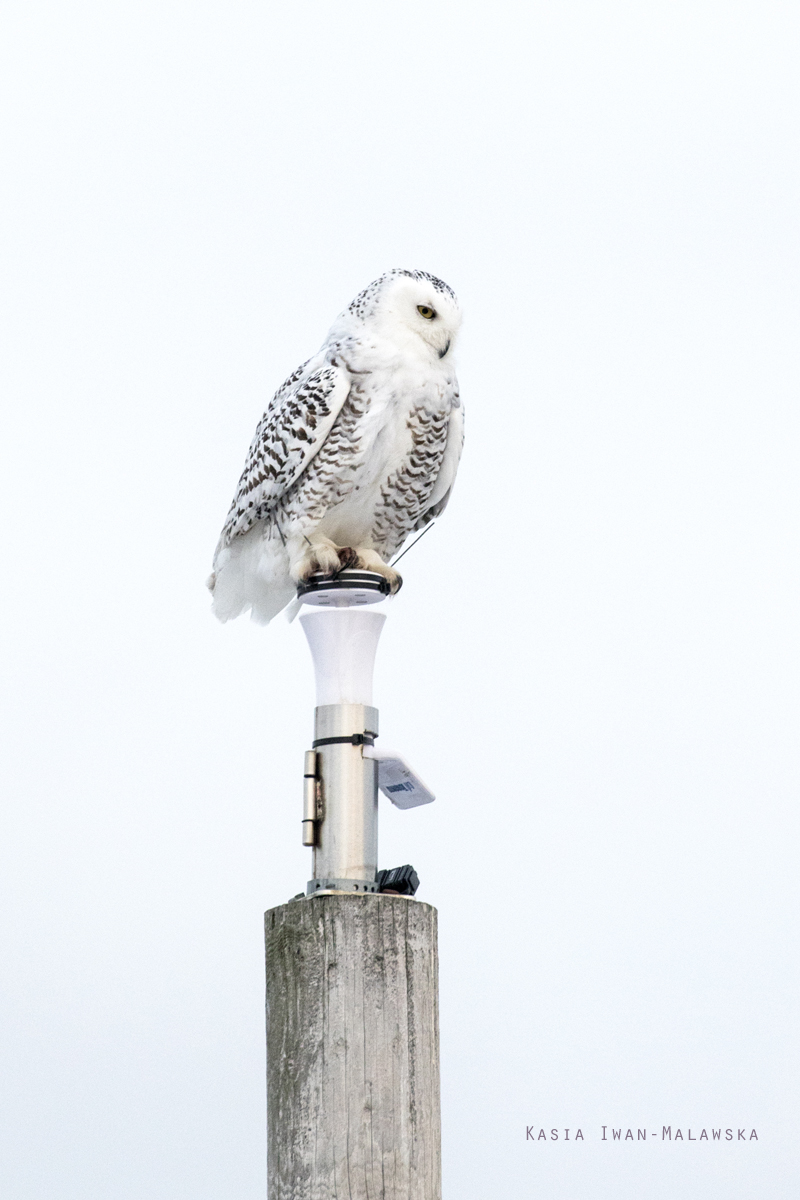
[209,269,464,624]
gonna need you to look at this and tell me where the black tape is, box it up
[312,733,376,748]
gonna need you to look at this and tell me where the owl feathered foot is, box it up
[348,547,403,595]
[290,537,402,595]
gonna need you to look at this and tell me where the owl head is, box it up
[344,269,462,361]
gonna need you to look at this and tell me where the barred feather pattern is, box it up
[370,402,453,555]
[275,381,372,534]
[216,361,341,548]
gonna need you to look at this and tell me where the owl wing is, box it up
[216,354,351,551]
[413,393,464,531]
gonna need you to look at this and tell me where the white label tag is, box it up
[365,748,436,809]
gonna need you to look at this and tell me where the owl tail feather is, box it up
[209,524,295,626]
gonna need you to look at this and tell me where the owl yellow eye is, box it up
[417,305,436,320]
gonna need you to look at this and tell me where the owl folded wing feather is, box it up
[413,392,464,531]
[216,356,352,552]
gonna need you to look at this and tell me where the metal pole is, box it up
[299,599,386,896]
[308,702,379,893]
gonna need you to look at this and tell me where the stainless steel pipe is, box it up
[307,702,379,893]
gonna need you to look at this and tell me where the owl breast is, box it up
[282,364,454,558]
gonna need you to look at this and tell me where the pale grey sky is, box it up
[1,2,798,1197]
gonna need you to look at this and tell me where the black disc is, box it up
[296,569,391,601]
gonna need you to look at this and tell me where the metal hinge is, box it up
[301,750,319,846]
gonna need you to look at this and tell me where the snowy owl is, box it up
[208,269,464,624]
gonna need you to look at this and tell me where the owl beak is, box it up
[438,339,451,359]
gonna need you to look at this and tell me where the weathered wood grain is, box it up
[265,894,441,1200]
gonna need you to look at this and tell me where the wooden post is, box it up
[265,893,441,1200]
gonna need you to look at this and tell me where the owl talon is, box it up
[336,547,360,571]
[291,537,341,583]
